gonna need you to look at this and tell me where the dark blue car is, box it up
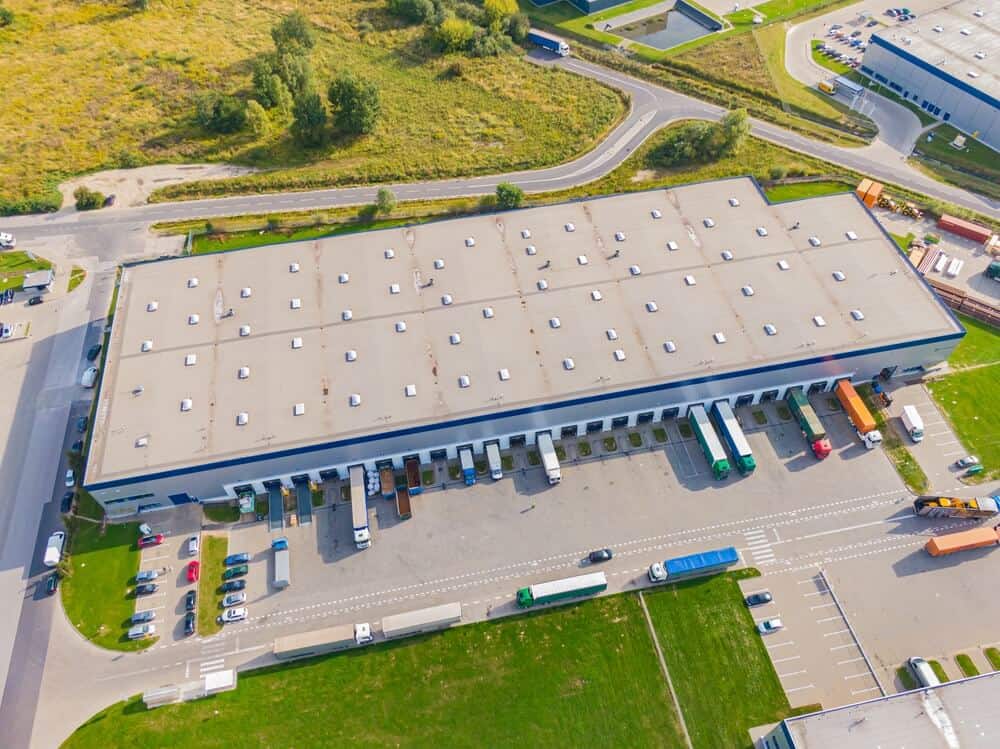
[224,553,250,567]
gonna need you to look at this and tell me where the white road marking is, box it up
[844,672,872,680]
[830,643,856,651]
[803,589,830,597]
[838,657,865,665]
[811,603,838,611]
[824,629,850,637]
[773,656,802,664]
[852,687,881,696]
[778,670,808,678]
[766,641,795,650]
[198,658,225,668]
[785,684,816,694]
[815,615,841,622]
[794,520,888,541]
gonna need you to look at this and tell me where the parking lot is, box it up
[134,506,202,641]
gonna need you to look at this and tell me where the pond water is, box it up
[616,9,712,50]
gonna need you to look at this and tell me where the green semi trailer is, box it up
[516,572,608,608]
[688,404,731,480]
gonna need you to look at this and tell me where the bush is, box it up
[507,12,530,43]
[291,90,327,146]
[387,0,435,24]
[272,11,315,53]
[484,0,518,29]
[253,59,294,110]
[468,29,511,57]
[327,72,381,135]
[74,186,106,211]
[195,93,246,134]
[130,0,149,9]
[0,7,13,27]
[376,188,397,214]
[436,15,475,52]
[648,110,749,168]
[495,182,524,209]
[245,100,270,136]
[769,166,787,180]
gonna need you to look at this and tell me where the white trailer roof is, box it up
[530,572,608,598]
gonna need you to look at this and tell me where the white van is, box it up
[81,366,99,388]
[43,531,65,567]
[485,442,503,480]
[907,656,940,688]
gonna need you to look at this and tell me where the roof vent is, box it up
[833,271,846,281]
[845,230,858,240]
[184,354,197,366]
[498,368,510,381]
[615,232,626,242]
[146,301,158,312]
[974,8,983,17]
[741,285,754,297]
[564,223,575,232]
[339,273,350,284]
[526,245,537,256]
[960,27,971,35]
[932,25,943,32]
[483,306,495,319]
[384,248,395,259]
[974,51,986,60]
[441,294,453,306]
[135,436,149,447]
[549,317,561,329]
[606,328,618,341]
[764,323,777,336]
[613,349,626,362]
[813,315,827,327]
[132,385,144,396]
[577,255,589,266]
[967,71,980,78]
[651,209,662,219]
[777,260,790,270]
[629,265,641,276]
[389,283,400,295]
[664,340,677,353]
[342,309,353,321]
[563,358,575,370]
[236,412,248,426]
[349,393,362,407]
[850,309,865,321]
[289,263,300,273]
[537,279,549,291]
[405,384,417,397]
[141,340,153,352]
[240,287,252,298]
[684,275,696,286]
[458,375,471,388]
[434,258,445,270]
[703,218,716,228]
[713,332,727,344]
[521,229,531,239]
[290,298,302,309]
[808,236,821,247]
[293,403,305,416]
[187,277,198,288]
[291,336,303,349]
[346,350,358,362]
[395,321,407,332]
[465,237,475,247]
[180,398,193,412]
[450,332,462,344]
[667,240,679,251]
[591,289,603,301]
[721,250,734,261]
[238,366,250,379]
[646,301,659,312]
[756,226,768,237]
[188,314,199,325]
[239,325,251,337]
[729,197,740,207]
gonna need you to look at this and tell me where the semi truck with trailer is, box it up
[516,572,607,608]
[688,404,731,479]
[914,495,1000,519]
[785,388,832,459]
[272,537,291,589]
[349,465,371,549]
[536,432,561,484]
[274,622,373,660]
[459,447,476,486]
[834,380,882,449]
[648,546,739,582]
[527,28,570,56]
[381,602,463,639]
[925,527,1000,557]
[405,457,422,495]
[900,405,925,443]
[710,401,755,475]
[486,441,503,480]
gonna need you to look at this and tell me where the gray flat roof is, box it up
[872,0,998,101]
[86,177,960,485]
[781,672,1000,748]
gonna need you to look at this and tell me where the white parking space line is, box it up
[773,656,801,664]
[838,657,865,665]
[778,670,808,679]
[811,603,838,611]
[824,629,850,637]
[830,643,856,651]
[943,450,965,457]
[803,589,830,597]
[816,615,841,623]
[744,587,771,596]
[766,641,795,650]
[852,687,881,696]
[936,439,959,446]
[844,672,871,680]
[797,577,822,585]
[143,554,170,562]
[786,684,816,694]
[754,613,781,623]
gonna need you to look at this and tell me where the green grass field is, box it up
[197,535,229,636]
[60,519,152,651]
[764,180,851,202]
[948,314,1000,369]
[202,502,240,523]
[0,250,52,292]
[911,124,1000,201]
[927,366,999,481]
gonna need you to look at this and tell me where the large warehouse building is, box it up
[84,177,963,515]
[860,0,999,150]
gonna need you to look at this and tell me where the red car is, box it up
[187,560,200,583]
[137,534,164,549]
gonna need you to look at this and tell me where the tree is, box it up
[507,12,530,43]
[717,108,750,156]
[274,51,314,97]
[245,100,270,136]
[74,186,106,211]
[468,29,511,57]
[495,182,523,209]
[130,0,149,9]
[195,92,246,134]
[291,90,327,146]
[376,188,397,215]
[483,0,517,30]
[436,15,474,52]
[387,0,435,23]
[327,73,381,135]
[0,7,13,26]
[271,11,315,53]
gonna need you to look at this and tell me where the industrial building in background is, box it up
[83,177,963,515]
[860,0,999,150]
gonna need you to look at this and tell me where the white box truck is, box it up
[901,405,925,443]
[381,602,463,639]
[485,442,503,480]
[349,465,371,549]
[272,537,291,589]
[43,531,65,567]
[536,432,561,484]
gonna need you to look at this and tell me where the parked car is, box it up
[222,591,246,608]
[954,455,980,468]
[220,579,246,593]
[0,232,15,249]
[64,469,75,487]
[850,29,862,37]
[184,611,196,637]
[75,416,88,433]
[187,560,200,583]
[138,522,153,536]
[131,610,155,624]
[587,548,613,564]
[224,552,250,566]
[45,574,59,595]
[134,583,158,597]
[127,623,156,640]
[757,618,784,634]
[217,607,247,624]
[745,591,773,607]
[866,19,878,26]
[187,535,200,556]
[28,296,43,306]
[135,569,160,583]
[61,490,74,513]
[137,534,164,549]
[71,440,83,453]
[222,564,248,580]
[185,589,197,612]
[103,194,117,208]
[86,343,102,361]
[81,366,99,388]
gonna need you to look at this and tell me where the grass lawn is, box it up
[916,124,1000,182]
[984,647,1000,671]
[194,216,419,254]
[889,232,914,252]
[764,180,851,202]
[2,1,622,213]
[955,653,979,677]
[676,32,772,90]
[74,490,105,522]
[0,250,52,292]
[927,366,1000,481]
[68,265,87,293]
[896,666,917,690]
[203,503,240,524]
[197,535,229,637]
[810,40,851,75]
[66,593,686,748]
[948,314,1000,369]
[60,519,152,651]
[644,571,793,748]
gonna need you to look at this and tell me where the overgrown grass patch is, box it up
[653,427,668,442]
[764,180,852,202]
[197,535,228,637]
[526,450,541,466]
[603,437,618,452]
[421,468,435,486]
[577,440,593,457]
[628,432,643,448]
[501,455,515,471]
[948,313,1000,369]
[203,503,239,523]
[896,666,918,690]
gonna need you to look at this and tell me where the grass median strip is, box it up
[984,648,1000,671]
[197,534,229,637]
[955,653,979,677]
[858,385,928,494]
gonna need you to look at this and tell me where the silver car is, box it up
[222,591,247,608]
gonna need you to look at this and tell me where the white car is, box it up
[64,469,75,487]
[81,366,99,388]
[218,606,247,624]
[187,535,199,557]
[222,591,247,608]
[0,232,15,249]
[954,455,980,468]
[757,618,784,634]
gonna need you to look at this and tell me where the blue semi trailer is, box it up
[648,546,740,582]
[527,28,570,56]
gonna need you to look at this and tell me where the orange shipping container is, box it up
[856,179,873,201]
[863,182,883,208]
[834,380,877,435]
[925,527,1000,556]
